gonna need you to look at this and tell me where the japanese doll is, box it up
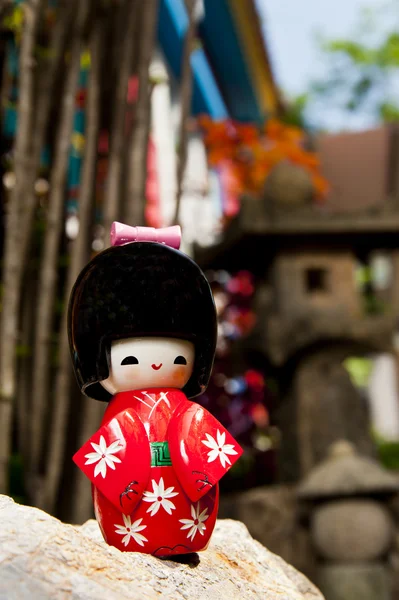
[68,223,243,557]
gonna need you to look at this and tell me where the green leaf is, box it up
[379,102,399,122]
[343,357,373,387]
[15,344,31,358]
[375,439,399,470]
[281,93,309,128]
[2,5,24,35]
[376,32,399,67]
[345,99,358,112]
[324,40,375,65]
[353,76,373,99]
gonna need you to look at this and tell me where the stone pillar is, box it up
[298,441,399,600]
[317,563,391,600]
[294,351,375,476]
[390,251,399,311]
[311,500,393,600]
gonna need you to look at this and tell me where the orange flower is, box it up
[197,114,329,205]
[312,173,330,198]
[265,119,304,144]
[236,123,258,144]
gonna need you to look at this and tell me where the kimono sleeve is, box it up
[73,408,151,515]
[168,402,243,503]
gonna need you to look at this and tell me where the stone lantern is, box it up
[297,440,399,600]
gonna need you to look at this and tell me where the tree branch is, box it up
[0,0,44,494]
[173,0,197,225]
[31,0,91,506]
[42,12,103,513]
[103,0,138,237]
[125,0,159,226]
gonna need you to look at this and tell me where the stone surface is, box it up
[0,495,324,600]
[311,499,394,561]
[295,360,376,478]
[298,440,399,499]
[388,536,399,600]
[273,251,361,320]
[275,358,377,481]
[263,161,314,207]
[316,563,391,600]
[219,485,316,577]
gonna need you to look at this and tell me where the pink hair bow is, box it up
[110,222,181,250]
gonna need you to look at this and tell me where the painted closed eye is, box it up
[174,355,187,365]
[121,356,139,365]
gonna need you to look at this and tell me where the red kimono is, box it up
[74,388,242,557]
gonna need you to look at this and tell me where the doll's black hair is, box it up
[68,241,217,401]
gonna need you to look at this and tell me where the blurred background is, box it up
[1,0,399,598]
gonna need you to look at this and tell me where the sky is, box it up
[255,0,392,130]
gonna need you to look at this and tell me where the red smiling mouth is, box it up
[151,363,162,370]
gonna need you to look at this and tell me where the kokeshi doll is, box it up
[69,223,243,557]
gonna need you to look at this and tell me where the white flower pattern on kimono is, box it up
[201,430,238,468]
[142,477,179,516]
[84,435,123,478]
[114,515,148,547]
[179,502,209,541]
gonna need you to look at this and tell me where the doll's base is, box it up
[153,546,203,560]
[93,477,218,557]
[99,526,212,558]
[158,551,201,566]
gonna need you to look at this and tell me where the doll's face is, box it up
[100,337,195,394]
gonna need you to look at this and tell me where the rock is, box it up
[388,544,399,600]
[311,499,394,561]
[275,353,377,481]
[0,495,324,600]
[263,161,314,207]
[316,563,391,600]
[298,441,399,500]
[219,485,316,577]
[294,357,376,478]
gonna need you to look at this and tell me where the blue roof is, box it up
[200,0,262,122]
[158,0,229,119]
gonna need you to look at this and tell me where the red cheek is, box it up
[170,366,187,387]
[121,368,140,381]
